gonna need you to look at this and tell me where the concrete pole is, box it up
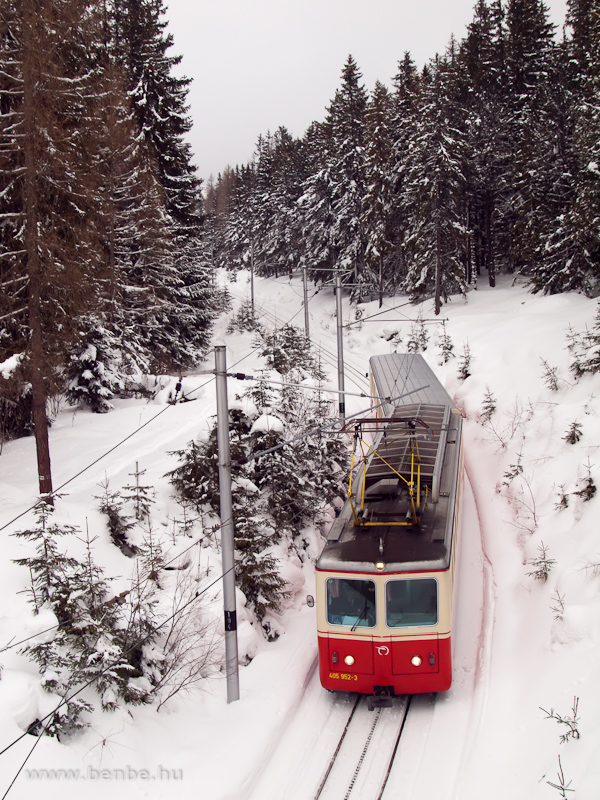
[335,271,346,421]
[303,265,310,340]
[214,345,240,703]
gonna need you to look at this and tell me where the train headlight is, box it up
[411,656,422,667]
[344,655,355,666]
[375,562,385,571]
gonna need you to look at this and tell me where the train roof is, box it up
[317,354,462,576]
[370,353,455,414]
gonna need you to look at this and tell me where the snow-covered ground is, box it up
[0,272,598,799]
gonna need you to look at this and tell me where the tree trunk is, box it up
[485,192,496,287]
[22,1,53,501]
[434,211,442,316]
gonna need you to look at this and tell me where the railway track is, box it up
[314,694,411,800]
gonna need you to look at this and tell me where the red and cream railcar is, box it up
[315,354,463,705]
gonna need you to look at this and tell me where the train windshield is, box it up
[326,578,376,628]
[386,578,438,627]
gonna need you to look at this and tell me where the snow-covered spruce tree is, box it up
[167,407,253,515]
[458,342,473,380]
[66,319,124,413]
[387,52,422,291]
[527,542,556,582]
[327,56,369,297]
[574,459,597,501]
[13,504,132,732]
[244,382,349,546]
[481,385,497,422]
[570,302,600,377]
[95,478,137,556]
[260,127,306,279]
[530,0,600,294]
[438,320,454,363]
[232,482,288,632]
[363,80,396,306]
[109,0,204,258]
[97,0,213,372]
[249,426,302,538]
[406,314,429,353]
[122,462,155,521]
[298,124,338,284]
[402,51,468,314]
[167,409,290,627]
[0,0,109,495]
[504,0,558,279]
[300,57,369,294]
[260,323,325,378]
[459,0,509,287]
[227,300,264,334]
[167,385,348,630]
[564,421,583,444]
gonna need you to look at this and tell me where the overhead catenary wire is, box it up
[0,279,372,649]
[226,371,376,399]
[0,284,327,536]
[344,300,448,329]
[244,384,429,463]
[0,521,224,655]
[242,296,369,394]
[0,565,233,799]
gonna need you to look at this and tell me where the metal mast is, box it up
[303,264,310,340]
[335,271,346,421]
[214,345,240,702]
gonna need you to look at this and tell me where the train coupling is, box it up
[367,686,394,711]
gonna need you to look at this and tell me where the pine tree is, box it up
[122,462,155,521]
[327,56,369,296]
[13,505,132,731]
[363,81,396,305]
[570,301,600,375]
[387,53,422,289]
[504,0,557,277]
[260,324,325,378]
[262,127,306,278]
[106,0,213,366]
[110,0,203,248]
[402,53,468,313]
[298,122,338,283]
[0,0,107,494]
[460,0,509,286]
[536,0,600,295]
[66,319,125,413]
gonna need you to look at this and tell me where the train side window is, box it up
[326,578,376,628]
[385,578,438,627]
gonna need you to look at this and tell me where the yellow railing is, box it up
[347,429,429,528]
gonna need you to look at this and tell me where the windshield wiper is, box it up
[351,598,369,631]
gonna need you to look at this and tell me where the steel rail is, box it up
[313,694,411,800]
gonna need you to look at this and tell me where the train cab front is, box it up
[315,570,452,700]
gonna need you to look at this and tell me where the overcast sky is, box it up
[164,0,568,183]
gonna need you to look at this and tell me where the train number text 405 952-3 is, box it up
[328,672,358,681]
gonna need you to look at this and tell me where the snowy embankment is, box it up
[0,272,598,799]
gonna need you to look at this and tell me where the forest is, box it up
[206,0,600,312]
[0,0,215,491]
[1,0,600,487]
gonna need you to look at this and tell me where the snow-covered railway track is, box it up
[314,695,411,800]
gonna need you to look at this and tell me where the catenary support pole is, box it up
[335,271,346,421]
[250,239,255,315]
[303,265,310,340]
[215,345,240,703]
